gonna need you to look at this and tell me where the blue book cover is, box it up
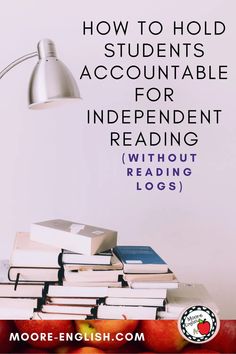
[113,246,166,265]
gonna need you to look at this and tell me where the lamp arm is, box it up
[0,52,38,79]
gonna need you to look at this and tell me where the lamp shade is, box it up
[28,39,80,109]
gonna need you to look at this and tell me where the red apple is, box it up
[75,320,139,350]
[15,320,74,349]
[182,345,220,353]
[19,346,50,353]
[202,320,236,353]
[106,341,145,353]
[70,347,105,353]
[139,320,188,353]
[0,320,16,353]
[56,345,82,353]
[197,319,211,335]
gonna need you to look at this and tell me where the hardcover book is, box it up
[41,304,95,316]
[11,232,60,268]
[104,297,165,307]
[64,269,123,283]
[62,249,112,265]
[0,298,38,320]
[113,246,168,273]
[97,304,158,320]
[31,219,117,255]
[33,312,87,320]
[8,267,60,283]
[63,253,123,271]
[0,260,44,297]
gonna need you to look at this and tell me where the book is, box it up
[0,260,44,297]
[31,219,117,255]
[11,232,60,268]
[46,296,100,306]
[97,304,158,320]
[62,250,112,265]
[107,287,167,299]
[33,312,88,320]
[165,283,219,314]
[63,281,122,288]
[42,304,95,315]
[113,246,168,273]
[0,298,38,320]
[105,297,165,307]
[48,285,167,299]
[8,267,60,283]
[130,280,179,289]
[48,285,109,298]
[63,254,123,271]
[0,284,44,298]
[123,271,175,283]
[64,269,123,283]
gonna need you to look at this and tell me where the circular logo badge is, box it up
[178,305,220,344]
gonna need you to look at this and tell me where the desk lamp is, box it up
[0,38,80,108]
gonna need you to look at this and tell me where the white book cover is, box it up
[42,304,94,315]
[9,267,59,282]
[105,297,165,307]
[130,281,179,289]
[62,250,112,265]
[33,312,87,320]
[107,287,167,299]
[63,281,122,288]
[0,260,45,296]
[123,272,175,283]
[31,219,117,255]
[97,304,157,320]
[11,232,60,267]
[48,285,108,298]
[0,308,34,320]
[0,298,37,319]
[63,254,123,271]
[0,284,43,298]
[0,298,38,308]
[46,297,99,306]
[64,269,123,282]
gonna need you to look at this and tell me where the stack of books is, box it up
[30,219,118,319]
[63,250,123,288]
[0,230,62,319]
[9,232,61,284]
[95,246,178,320]
[0,218,218,319]
[0,259,45,319]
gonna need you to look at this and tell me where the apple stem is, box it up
[198,319,206,323]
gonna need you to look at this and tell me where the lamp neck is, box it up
[37,39,57,59]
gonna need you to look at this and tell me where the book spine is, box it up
[113,248,123,263]
[58,268,64,285]
[91,307,98,318]
[7,267,13,282]
[58,251,63,267]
